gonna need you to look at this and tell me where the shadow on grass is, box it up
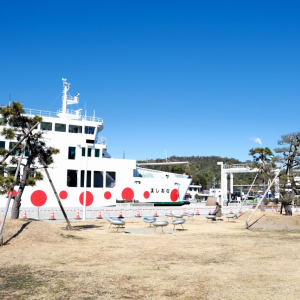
[61,234,85,240]
[0,266,44,292]
[4,221,31,245]
[62,224,104,231]
[247,214,266,229]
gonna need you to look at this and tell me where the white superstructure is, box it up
[0,79,192,210]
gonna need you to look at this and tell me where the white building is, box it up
[186,185,202,199]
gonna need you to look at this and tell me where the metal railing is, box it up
[135,167,188,179]
[96,136,107,145]
[24,108,58,118]
[224,164,249,169]
[24,108,103,123]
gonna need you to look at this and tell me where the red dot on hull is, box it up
[59,191,68,199]
[7,190,17,197]
[31,190,47,207]
[144,191,150,199]
[79,191,94,206]
[170,189,179,202]
[104,191,111,200]
[122,188,134,201]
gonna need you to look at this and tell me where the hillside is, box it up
[138,156,255,189]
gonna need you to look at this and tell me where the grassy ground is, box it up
[1,212,300,299]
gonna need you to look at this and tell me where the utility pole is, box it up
[213,177,216,197]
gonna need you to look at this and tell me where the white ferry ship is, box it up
[0,79,192,210]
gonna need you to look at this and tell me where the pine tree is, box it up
[0,102,59,219]
[274,132,300,215]
[248,147,276,210]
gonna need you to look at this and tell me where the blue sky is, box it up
[1,1,299,161]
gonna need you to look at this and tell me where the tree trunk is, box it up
[11,156,33,219]
[284,203,293,216]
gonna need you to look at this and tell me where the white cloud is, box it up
[249,137,262,147]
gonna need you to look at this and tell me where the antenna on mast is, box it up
[165,150,169,163]
[61,78,70,114]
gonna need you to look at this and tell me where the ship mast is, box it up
[59,78,81,119]
[62,78,70,115]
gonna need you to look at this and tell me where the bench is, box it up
[165,213,174,219]
[206,215,217,222]
[171,219,186,230]
[173,214,183,219]
[153,221,169,233]
[108,218,126,231]
[186,212,194,219]
[206,213,224,222]
[143,217,156,227]
[226,213,237,222]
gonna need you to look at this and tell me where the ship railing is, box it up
[223,164,248,169]
[96,136,107,145]
[135,167,187,179]
[66,95,77,101]
[24,108,103,123]
[24,108,58,118]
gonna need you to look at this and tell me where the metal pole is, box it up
[83,145,88,221]
[41,164,73,230]
[25,123,73,230]
[244,162,286,229]
[239,173,258,210]
[217,162,224,204]
[0,144,25,246]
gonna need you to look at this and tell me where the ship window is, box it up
[88,148,92,157]
[9,142,20,156]
[0,141,5,149]
[55,123,66,132]
[67,170,78,187]
[106,171,116,188]
[41,122,52,131]
[8,167,20,181]
[81,170,91,187]
[94,171,104,188]
[69,125,82,133]
[85,126,95,135]
[24,143,34,157]
[68,147,76,160]
[95,149,100,158]
[82,147,86,156]
[27,168,35,179]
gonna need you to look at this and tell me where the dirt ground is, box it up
[1,211,300,300]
